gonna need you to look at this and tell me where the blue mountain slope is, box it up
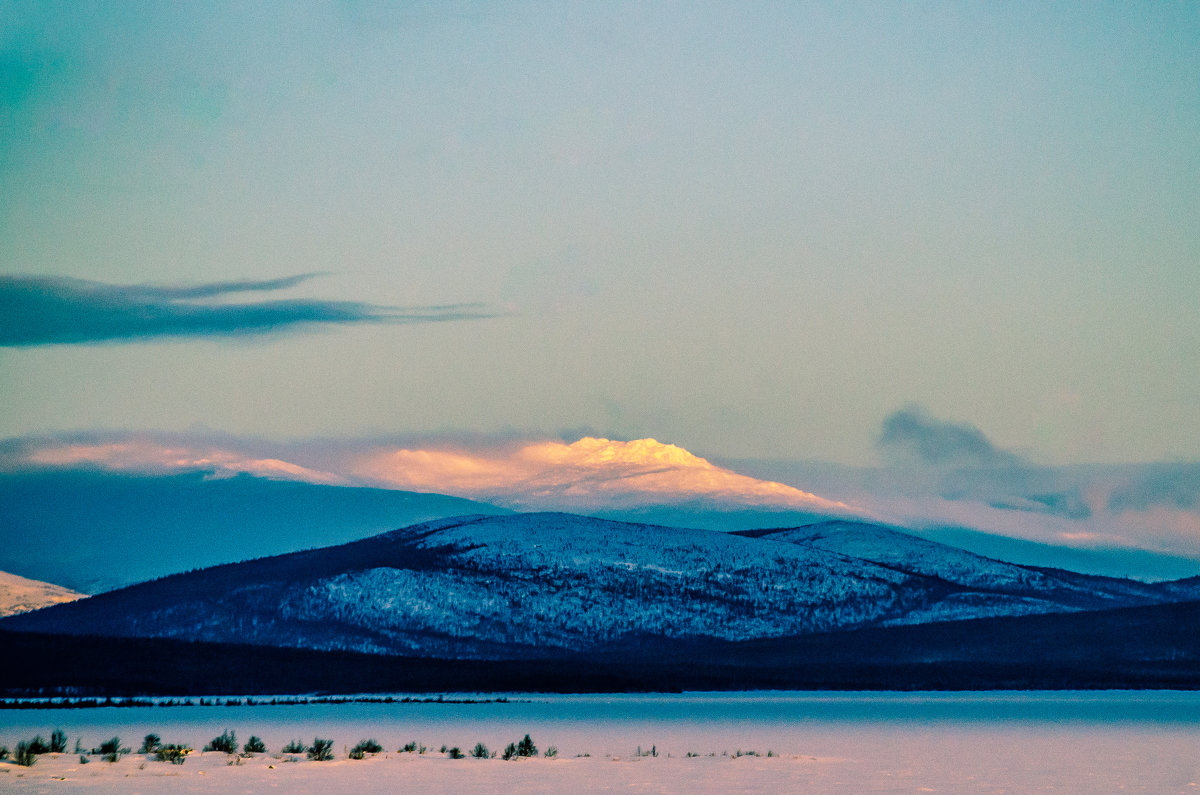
[0,469,510,592]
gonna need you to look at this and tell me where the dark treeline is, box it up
[3,599,1199,697]
[0,694,511,710]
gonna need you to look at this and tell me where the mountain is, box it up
[0,570,85,617]
[6,513,1196,660]
[0,469,510,592]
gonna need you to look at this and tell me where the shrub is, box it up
[282,739,306,754]
[139,734,162,754]
[0,745,7,761]
[243,736,266,754]
[95,737,128,763]
[307,738,334,761]
[470,743,489,759]
[351,739,382,755]
[545,745,558,758]
[155,745,192,765]
[447,747,464,759]
[15,741,36,767]
[516,734,537,758]
[401,741,418,753]
[502,742,517,761]
[50,729,67,754]
[204,730,237,754]
[26,735,50,755]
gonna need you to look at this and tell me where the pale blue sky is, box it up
[3,1,1199,466]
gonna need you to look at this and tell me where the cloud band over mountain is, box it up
[4,423,1197,571]
[0,274,495,345]
[4,434,861,516]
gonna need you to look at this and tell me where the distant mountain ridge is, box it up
[0,570,85,617]
[0,469,511,592]
[6,513,1198,660]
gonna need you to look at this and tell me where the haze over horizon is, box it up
[2,3,1197,576]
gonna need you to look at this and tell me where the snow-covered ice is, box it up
[2,691,1197,793]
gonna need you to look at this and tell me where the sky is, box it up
[2,2,1199,572]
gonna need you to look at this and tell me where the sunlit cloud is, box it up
[0,274,497,346]
[24,440,348,486]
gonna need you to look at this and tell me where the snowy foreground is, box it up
[4,692,1199,793]
[3,731,1199,794]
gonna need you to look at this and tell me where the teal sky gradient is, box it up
[2,1,1199,465]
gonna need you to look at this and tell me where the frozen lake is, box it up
[3,691,1199,793]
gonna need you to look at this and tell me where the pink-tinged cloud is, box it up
[859,493,1200,560]
[26,441,348,486]
[353,437,862,513]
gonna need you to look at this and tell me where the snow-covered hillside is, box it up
[749,521,1169,611]
[0,570,85,616]
[3,513,1192,659]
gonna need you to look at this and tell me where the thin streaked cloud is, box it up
[0,274,497,346]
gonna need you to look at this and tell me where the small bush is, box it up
[351,739,382,755]
[282,739,306,754]
[447,746,464,759]
[0,745,8,761]
[50,729,67,754]
[204,730,237,754]
[79,754,89,764]
[26,735,50,755]
[15,741,36,767]
[243,736,266,754]
[139,734,161,754]
[470,743,489,759]
[155,745,192,765]
[400,741,417,753]
[545,745,558,758]
[502,742,517,761]
[439,744,448,753]
[95,737,128,763]
[307,738,334,761]
[516,734,537,758]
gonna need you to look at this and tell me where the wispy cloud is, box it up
[878,405,1022,468]
[876,406,1090,519]
[19,438,348,486]
[0,274,496,346]
[1107,463,1200,512]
